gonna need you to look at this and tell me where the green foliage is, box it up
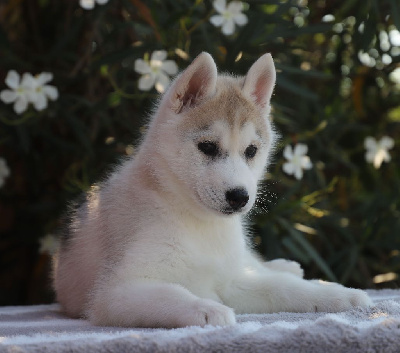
[0,0,399,304]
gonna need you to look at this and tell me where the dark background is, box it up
[0,0,399,306]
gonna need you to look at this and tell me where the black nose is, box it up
[225,188,249,210]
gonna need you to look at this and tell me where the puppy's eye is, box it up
[245,145,257,159]
[198,141,219,157]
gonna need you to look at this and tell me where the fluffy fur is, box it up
[53,53,372,328]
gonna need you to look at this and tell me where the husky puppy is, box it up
[53,53,372,328]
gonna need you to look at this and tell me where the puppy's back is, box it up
[53,189,105,317]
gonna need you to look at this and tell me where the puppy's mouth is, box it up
[205,201,252,217]
[202,200,239,216]
[196,188,252,216]
[220,208,239,215]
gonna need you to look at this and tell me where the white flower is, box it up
[29,72,59,111]
[282,143,313,180]
[134,51,178,93]
[210,0,248,36]
[0,158,10,188]
[364,136,394,169]
[39,234,60,255]
[80,0,109,10]
[358,51,376,67]
[0,70,58,114]
[389,67,400,85]
[389,29,400,46]
[0,70,35,114]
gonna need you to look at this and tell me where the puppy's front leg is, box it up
[222,270,372,314]
[88,280,236,328]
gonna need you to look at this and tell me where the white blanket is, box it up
[1,289,400,352]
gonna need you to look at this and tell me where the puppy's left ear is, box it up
[242,53,276,110]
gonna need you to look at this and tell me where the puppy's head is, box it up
[153,52,276,216]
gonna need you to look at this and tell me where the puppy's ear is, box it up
[242,53,276,110]
[169,52,217,113]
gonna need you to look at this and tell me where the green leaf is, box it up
[278,218,337,281]
[92,48,140,69]
[15,125,31,153]
[265,23,333,40]
[282,237,310,264]
[276,63,332,79]
[65,115,92,153]
[339,246,359,283]
[389,0,400,30]
[277,75,319,101]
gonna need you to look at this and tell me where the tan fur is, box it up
[180,76,266,135]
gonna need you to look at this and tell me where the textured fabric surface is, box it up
[1,289,400,353]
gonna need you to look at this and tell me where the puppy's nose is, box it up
[226,188,249,210]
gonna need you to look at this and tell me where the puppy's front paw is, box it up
[314,283,373,312]
[179,299,236,327]
[348,289,373,307]
[265,259,304,278]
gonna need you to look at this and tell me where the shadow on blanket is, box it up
[0,289,399,353]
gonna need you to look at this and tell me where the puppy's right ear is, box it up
[168,52,217,114]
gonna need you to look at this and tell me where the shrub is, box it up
[0,0,399,304]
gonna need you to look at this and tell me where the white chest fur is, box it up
[115,213,246,301]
